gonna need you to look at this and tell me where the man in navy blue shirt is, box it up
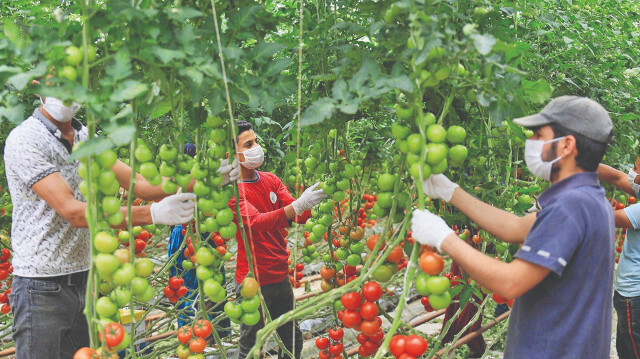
[411,96,615,358]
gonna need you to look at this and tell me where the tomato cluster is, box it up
[224,277,261,326]
[389,334,429,359]
[316,327,344,359]
[0,248,12,314]
[119,226,154,258]
[163,276,188,303]
[288,262,305,288]
[414,251,452,310]
[175,319,213,358]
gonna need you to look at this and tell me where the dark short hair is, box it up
[235,120,253,143]
[550,123,610,172]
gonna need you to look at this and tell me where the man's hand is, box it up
[150,193,196,225]
[422,174,459,202]
[291,182,326,215]
[218,159,240,186]
[411,209,454,251]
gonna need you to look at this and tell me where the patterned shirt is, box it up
[4,108,90,277]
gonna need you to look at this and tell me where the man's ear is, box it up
[560,135,577,157]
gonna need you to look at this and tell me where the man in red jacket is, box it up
[229,121,325,359]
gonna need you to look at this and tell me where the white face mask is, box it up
[524,137,566,181]
[41,97,81,123]
[628,168,640,194]
[239,144,264,169]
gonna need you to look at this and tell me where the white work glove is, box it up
[410,209,454,251]
[291,182,326,215]
[422,174,459,202]
[150,193,196,225]
[218,158,240,185]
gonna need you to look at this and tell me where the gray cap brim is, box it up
[512,113,550,128]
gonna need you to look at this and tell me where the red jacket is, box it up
[228,171,311,285]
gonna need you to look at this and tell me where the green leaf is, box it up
[107,124,136,146]
[151,99,172,119]
[152,46,185,64]
[6,63,47,90]
[523,79,553,104]
[0,104,26,125]
[458,285,475,309]
[3,21,28,49]
[166,7,203,21]
[68,137,114,162]
[301,98,335,127]
[471,33,497,55]
[109,80,148,102]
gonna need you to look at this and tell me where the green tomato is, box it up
[134,258,154,277]
[130,277,149,296]
[59,66,77,82]
[241,296,261,312]
[217,208,234,226]
[159,144,178,161]
[101,196,120,215]
[134,145,153,163]
[446,126,467,144]
[448,145,468,163]
[415,271,431,296]
[203,278,224,300]
[107,211,124,226]
[425,276,450,295]
[111,286,132,308]
[346,254,361,266]
[373,265,393,282]
[196,266,214,281]
[118,230,130,243]
[182,260,194,271]
[241,311,261,326]
[94,232,119,253]
[426,143,448,165]
[406,133,426,154]
[220,224,238,239]
[377,173,395,192]
[224,301,244,318]
[335,248,348,260]
[428,291,452,310]
[65,46,83,65]
[95,253,120,277]
[96,297,118,318]
[426,124,447,143]
[96,149,117,169]
[112,263,135,286]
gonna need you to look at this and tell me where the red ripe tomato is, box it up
[419,252,444,275]
[1,304,10,314]
[362,340,378,355]
[357,333,368,344]
[337,310,344,321]
[176,286,188,297]
[168,276,182,290]
[193,319,213,338]
[341,310,362,329]
[329,343,344,356]
[73,347,96,359]
[389,335,406,357]
[318,350,331,359]
[137,229,150,241]
[295,263,304,272]
[386,246,404,263]
[134,239,146,252]
[164,286,175,297]
[328,328,344,341]
[362,281,383,302]
[404,335,428,357]
[346,275,358,284]
[0,270,8,281]
[189,337,206,353]
[358,345,371,358]
[217,246,226,256]
[360,320,381,336]
[0,262,10,270]
[102,322,125,348]
[0,293,7,304]
[0,249,10,261]
[369,329,384,343]
[341,292,362,310]
[398,354,417,359]
[506,299,515,307]
[177,325,192,344]
[344,265,357,276]
[360,302,379,321]
[630,196,637,204]
[492,293,506,304]
[168,296,179,304]
[295,272,304,281]
[367,235,384,251]
[321,266,336,280]
[316,337,330,350]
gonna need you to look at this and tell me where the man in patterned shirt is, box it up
[3,96,220,358]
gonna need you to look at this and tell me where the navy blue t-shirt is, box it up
[504,172,615,359]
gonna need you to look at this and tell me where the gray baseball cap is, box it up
[513,96,613,143]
